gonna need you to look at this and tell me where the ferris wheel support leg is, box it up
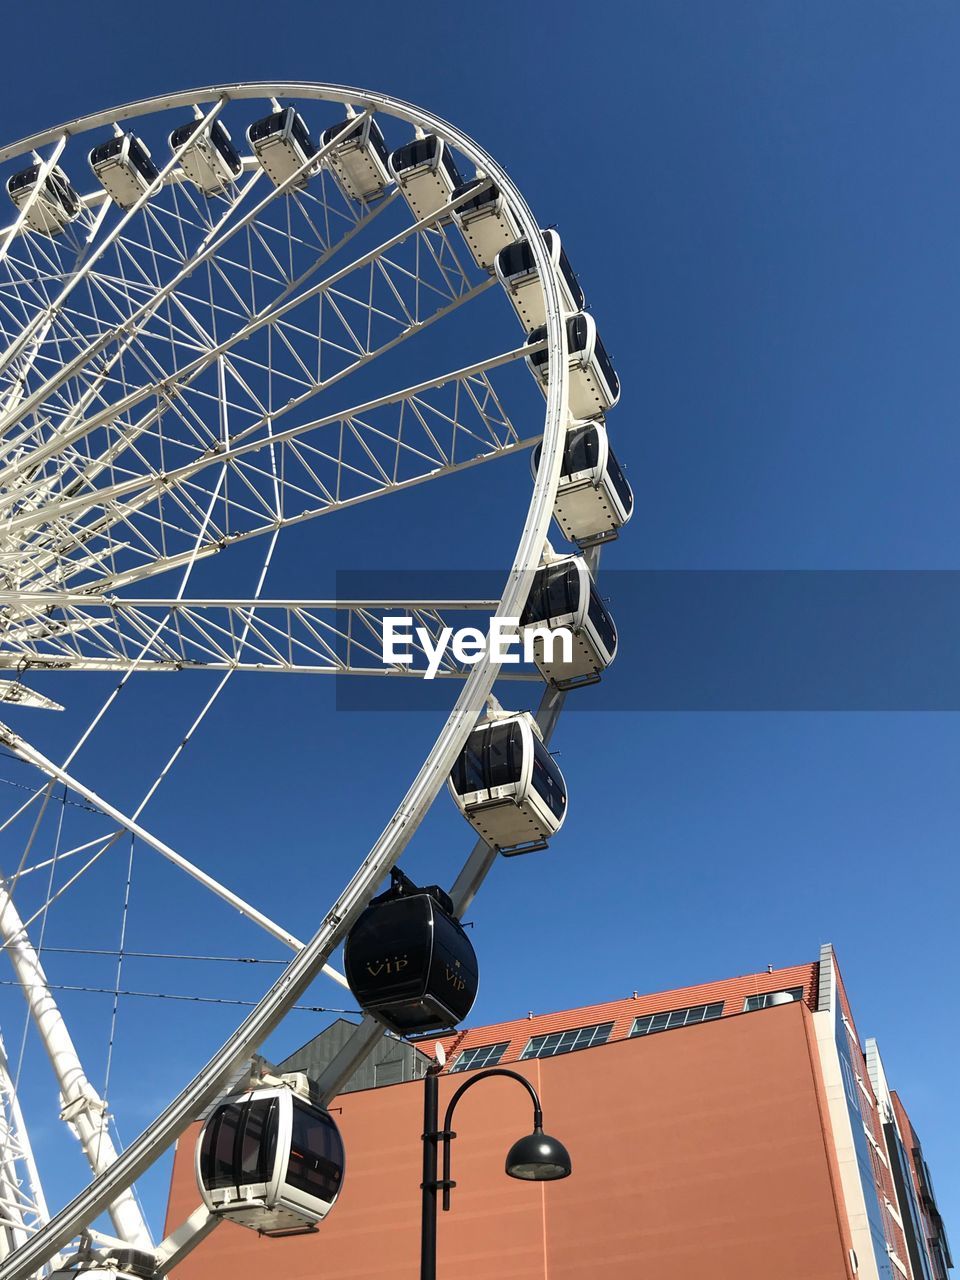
[0,1033,58,1265]
[0,1049,31,1258]
[0,722,348,988]
[313,1015,387,1106]
[0,887,152,1249]
[153,1206,219,1275]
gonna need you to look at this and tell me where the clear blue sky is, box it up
[0,0,957,1246]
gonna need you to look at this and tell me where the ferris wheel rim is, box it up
[0,81,529,165]
[0,80,571,1280]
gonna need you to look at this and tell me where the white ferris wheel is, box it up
[0,82,631,1280]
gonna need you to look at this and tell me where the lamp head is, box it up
[505,1126,572,1182]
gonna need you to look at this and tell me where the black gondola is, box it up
[494,230,585,330]
[247,108,318,190]
[532,418,633,545]
[7,163,80,236]
[89,134,159,209]
[196,1081,344,1236]
[321,114,391,202]
[344,867,478,1034]
[525,312,620,418]
[388,134,464,222]
[520,555,617,689]
[169,118,242,194]
[449,711,567,855]
[452,177,522,272]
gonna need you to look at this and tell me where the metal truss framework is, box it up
[0,80,576,1280]
[0,1033,53,1262]
[0,596,541,677]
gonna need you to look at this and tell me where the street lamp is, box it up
[420,1059,572,1280]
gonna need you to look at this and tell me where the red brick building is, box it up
[165,942,951,1279]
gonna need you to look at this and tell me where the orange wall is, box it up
[166,1002,851,1279]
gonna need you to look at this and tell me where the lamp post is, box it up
[420,1061,572,1280]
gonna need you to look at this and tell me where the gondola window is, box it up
[286,1102,343,1201]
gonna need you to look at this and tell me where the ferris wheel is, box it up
[0,83,631,1280]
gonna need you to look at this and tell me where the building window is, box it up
[448,1041,509,1073]
[631,1002,724,1036]
[374,1058,404,1087]
[520,1022,614,1060]
[743,987,804,1011]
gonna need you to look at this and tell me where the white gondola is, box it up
[6,162,80,236]
[321,114,391,203]
[451,177,522,272]
[169,118,242,194]
[89,134,159,209]
[247,107,318,190]
[388,134,464,223]
[520,555,617,689]
[197,1078,344,1237]
[449,711,567,855]
[525,312,620,419]
[50,1249,157,1280]
[532,418,633,545]
[494,230,584,330]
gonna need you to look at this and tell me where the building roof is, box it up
[418,959,819,1070]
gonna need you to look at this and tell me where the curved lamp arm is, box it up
[439,1068,543,1210]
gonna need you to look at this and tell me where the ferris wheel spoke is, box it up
[9,342,528,540]
[0,165,488,513]
[0,724,354,993]
[0,99,232,393]
[6,347,534,598]
[0,596,541,679]
[0,109,380,452]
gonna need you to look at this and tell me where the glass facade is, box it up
[834,1006,894,1280]
[884,1120,935,1280]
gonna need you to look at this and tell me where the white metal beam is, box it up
[0,886,152,1249]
